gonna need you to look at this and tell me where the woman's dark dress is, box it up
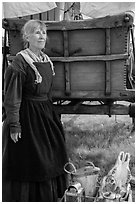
[2,54,68,201]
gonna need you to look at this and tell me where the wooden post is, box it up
[2,29,8,93]
[63,29,71,96]
[105,28,111,95]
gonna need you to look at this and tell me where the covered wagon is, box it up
[2,2,135,118]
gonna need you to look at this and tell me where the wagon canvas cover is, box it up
[2,2,135,19]
[2,2,135,115]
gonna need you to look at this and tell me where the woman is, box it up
[2,19,68,202]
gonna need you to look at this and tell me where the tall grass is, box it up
[62,115,135,178]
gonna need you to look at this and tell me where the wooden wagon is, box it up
[2,11,135,118]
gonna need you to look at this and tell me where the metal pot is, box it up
[64,161,100,197]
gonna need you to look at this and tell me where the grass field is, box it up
[62,114,135,201]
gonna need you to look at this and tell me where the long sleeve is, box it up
[4,59,26,133]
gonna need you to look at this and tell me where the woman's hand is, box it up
[10,132,21,143]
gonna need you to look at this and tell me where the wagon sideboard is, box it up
[3,13,135,115]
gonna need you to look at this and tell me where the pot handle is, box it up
[64,162,77,174]
[85,161,95,168]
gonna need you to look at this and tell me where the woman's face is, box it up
[27,27,47,50]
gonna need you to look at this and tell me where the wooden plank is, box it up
[52,62,65,91]
[69,61,105,91]
[51,53,128,62]
[22,15,31,20]
[32,13,40,20]
[48,8,55,21]
[3,13,134,30]
[52,89,134,101]
[68,29,105,56]
[111,60,125,90]
[54,2,61,21]
[105,62,111,94]
[41,12,48,21]
[6,26,129,57]
[111,27,127,54]
[7,53,129,62]
[64,63,71,95]
[105,28,111,95]
[54,104,130,115]
[8,30,23,55]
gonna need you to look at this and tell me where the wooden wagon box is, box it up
[3,13,135,115]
